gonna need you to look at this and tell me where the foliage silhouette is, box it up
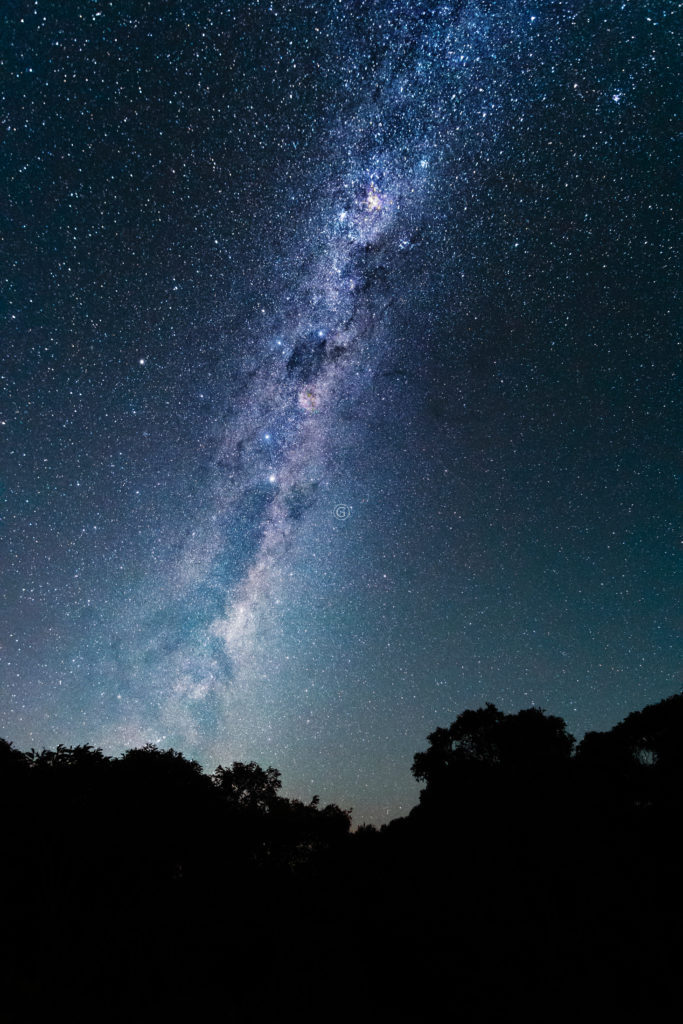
[213,760,282,810]
[412,702,574,785]
[0,691,680,1016]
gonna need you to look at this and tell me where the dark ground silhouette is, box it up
[1,693,681,1017]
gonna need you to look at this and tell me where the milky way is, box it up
[2,1,678,822]
[107,2,525,761]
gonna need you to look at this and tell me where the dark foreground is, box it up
[2,694,681,1017]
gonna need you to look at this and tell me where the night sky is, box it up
[1,0,679,823]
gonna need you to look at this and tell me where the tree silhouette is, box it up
[577,693,683,814]
[0,737,29,775]
[412,703,575,806]
[213,760,282,811]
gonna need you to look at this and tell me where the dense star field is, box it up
[1,0,678,824]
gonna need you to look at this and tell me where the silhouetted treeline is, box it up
[1,693,681,1016]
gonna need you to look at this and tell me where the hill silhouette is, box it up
[1,693,681,1016]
